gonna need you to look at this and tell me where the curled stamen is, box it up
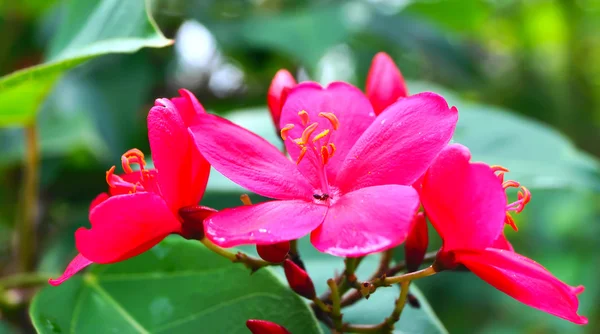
[296,147,308,165]
[318,112,340,130]
[298,110,309,126]
[299,122,318,145]
[516,186,531,212]
[121,148,146,174]
[505,214,518,231]
[106,166,117,188]
[491,165,509,173]
[328,143,336,158]
[240,194,252,206]
[312,129,330,142]
[502,180,520,189]
[321,146,330,165]
[280,124,295,141]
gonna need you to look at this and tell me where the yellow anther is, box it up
[121,148,146,173]
[328,143,336,158]
[296,147,308,164]
[280,124,295,141]
[321,146,330,165]
[240,194,253,206]
[298,110,309,126]
[318,112,340,130]
[300,122,318,144]
[312,129,330,142]
[293,138,305,146]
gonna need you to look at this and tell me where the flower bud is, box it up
[267,69,296,130]
[256,241,290,263]
[404,212,428,272]
[178,205,217,240]
[366,52,408,115]
[283,259,316,299]
[246,319,291,334]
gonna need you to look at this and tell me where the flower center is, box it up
[105,148,157,194]
[492,165,531,231]
[280,110,340,201]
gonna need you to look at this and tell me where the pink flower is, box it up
[366,52,408,115]
[421,144,587,324]
[191,82,457,257]
[49,90,213,286]
[246,320,291,334]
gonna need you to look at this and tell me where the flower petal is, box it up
[268,69,296,129]
[76,192,180,263]
[190,113,314,200]
[310,185,419,257]
[167,88,206,124]
[90,192,109,210]
[204,200,327,247]
[149,98,210,210]
[366,52,408,115]
[457,248,588,324]
[491,233,514,252]
[280,82,376,187]
[421,144,506,251]
[48,254,93,286]
[335,92,457,193]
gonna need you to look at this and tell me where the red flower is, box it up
[366,52,408,115]
[421,144,587,324]
[268,69,297,130]
[191,81,457,257]
[50,90,213,286]
[246,320,291,334]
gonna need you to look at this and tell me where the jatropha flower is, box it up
[420,143,587,324]
[267,52,407,127]
[191,81,458,256]
[49,90,212,285]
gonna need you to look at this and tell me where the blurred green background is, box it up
[1,0,599,333]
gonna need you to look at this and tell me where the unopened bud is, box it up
[283,259,316,299]
[267,69,296,131]
[366,52,408,115]
[257,241,290,263]
[246,319,291,334]
[178,205,217,240]
[404,212,428,272]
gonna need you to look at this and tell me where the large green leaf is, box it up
[30,237,321,334]
[408,81,600,191]
[0,0,171,126]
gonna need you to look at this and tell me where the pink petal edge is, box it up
[48,253,93,286]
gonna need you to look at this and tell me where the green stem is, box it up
[18,123,39,272]
[0,272,55,289]
[328,278,343,331]
[200,238,272,272]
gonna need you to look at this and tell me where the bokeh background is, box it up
[1,0,599,333]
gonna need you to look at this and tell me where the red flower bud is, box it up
[256,241,290,263]
[178,205,217,240]
[246,319,291,334]
[283,259,316,299]
[404,212,428,272]
[366,52,408,115]
[267,69,296,130]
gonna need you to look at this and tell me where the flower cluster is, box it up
[51,52,587,327]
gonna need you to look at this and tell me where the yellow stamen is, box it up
[318,112,340,130]
[321,146,330,165]
[280,124,295,141]
[312,129,330,142]
[328,143,336,158]
[298,110,309,126]
[240,194,253,206]
[106,166,117,188]
[300,122,318,144]
[296,147,308,164]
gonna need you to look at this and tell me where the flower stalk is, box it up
[328,278,343,331]
[18,122,39,272]
[200,237,271,272]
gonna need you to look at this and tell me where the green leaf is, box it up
[0,0,171,126]
[408,81,600,191]
[30,237,321,334]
